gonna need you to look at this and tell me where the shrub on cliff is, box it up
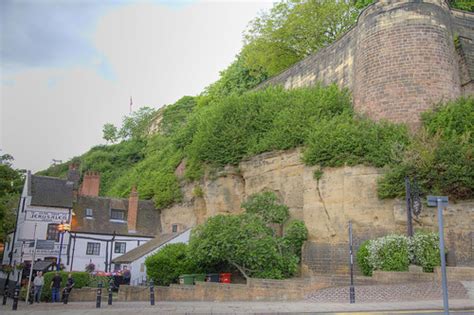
[303,114,409,168]
[145,243,197,286]
[378,97,474,200]
[187,85,351,167]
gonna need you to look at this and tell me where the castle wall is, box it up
[258,0,473,128]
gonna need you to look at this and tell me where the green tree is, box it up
[188,193,307,279]
[118,107,157,140]
[0,154,25,248]
[145,243,197,286]
[242,0,359,76]
[102,123,118,143]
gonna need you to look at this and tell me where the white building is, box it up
[112,228,191,285]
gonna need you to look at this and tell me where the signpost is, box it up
[427,195,449,315]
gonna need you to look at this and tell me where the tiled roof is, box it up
[71,195,161,237]
[30,175,74,208]
[112,230,188,263]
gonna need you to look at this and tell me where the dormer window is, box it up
[85,208,93,218]
[111,209,125,221]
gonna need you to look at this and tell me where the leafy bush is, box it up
[145,243,198,286]
[187,85,351,167]
[367,234,410,272]
[378,97,474,200]
[40,271,90,301]
[408,232,441,272]
[241,191,289,225]
[303,114,409,168]
[283,220,308,257]
[356,240,372,276]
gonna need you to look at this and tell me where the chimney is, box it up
[128,186,138,233]
[79,171,100,197]
[67,163,80,190]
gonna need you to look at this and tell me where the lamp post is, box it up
[56,222,71,271]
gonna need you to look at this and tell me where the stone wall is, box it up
[258,0,474,129]
[118,278,329,302]
[162,149,474,273]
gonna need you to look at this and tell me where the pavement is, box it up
[1,281,473,314]
[1,300,473,314]
[306,282,470,303]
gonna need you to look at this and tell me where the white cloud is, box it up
[1,1,273,172]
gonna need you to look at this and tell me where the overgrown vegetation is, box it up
[356,232,442,276]
[0,154,24,250]
[38,0,473,209]
[378,97,473,200]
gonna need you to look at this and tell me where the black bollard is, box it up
[2,282,9,305]
[96,281,103,308]
[63,286,69,304]
[149,280,155,306]
[108,279,113,305]
[12,284,20,311]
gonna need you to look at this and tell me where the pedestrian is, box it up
[62,273,75,303]
[50,272,62,303]
[33,271,44,303]
[122,267,131,285]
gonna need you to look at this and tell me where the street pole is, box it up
[57,231,65,271]
[349,221,355,304]
[405,177,413,237]
[25,223,38,304]
[437,198,449,315]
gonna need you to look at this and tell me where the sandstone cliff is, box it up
[162,149,474,274]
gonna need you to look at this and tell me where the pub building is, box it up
[1,164,163,287]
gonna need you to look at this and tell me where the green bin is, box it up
[179,274,194,285]
[193,274,206,283]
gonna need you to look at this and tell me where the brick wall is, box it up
[118,278,330,302]
[258,0,474,128]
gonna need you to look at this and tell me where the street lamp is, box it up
[56,222,71,271]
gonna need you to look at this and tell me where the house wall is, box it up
[126,229,191,285]
[70,233,152,272]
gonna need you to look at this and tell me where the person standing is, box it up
[62,273,75,303]
[50,272,62,303]
[33,271,44,303]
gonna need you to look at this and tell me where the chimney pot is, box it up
[128,186,139,233]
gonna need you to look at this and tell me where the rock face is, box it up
[161,149,474,274]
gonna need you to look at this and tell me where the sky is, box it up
[0,0,274,172]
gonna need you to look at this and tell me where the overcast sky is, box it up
[0,0,274,172]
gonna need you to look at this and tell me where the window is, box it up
[140,263,145,272]
[114,264,121,271]
[86,242,100,255]
[85,208,93,218]
[110,209,125,220]
[114,242,126,254]
[172,224,178,233]
[46,224,60,241]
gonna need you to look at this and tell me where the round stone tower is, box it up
[353,0,461,129]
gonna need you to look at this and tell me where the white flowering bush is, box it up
[408,232,441,272]
[356,232,442,276]
[366,234,410,272]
